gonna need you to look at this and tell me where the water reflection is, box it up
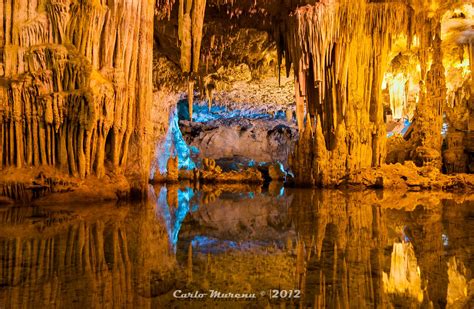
[0,186,472,308]
[0,200,176,308]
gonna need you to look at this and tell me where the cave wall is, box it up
[0,0,155,191]
[281,0,471,185]
[153,0,472,186]
[1,0,471,195]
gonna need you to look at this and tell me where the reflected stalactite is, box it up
[187,242,194,283]
[1,187,472,307]
[288,189,474,308]
[382,242,424,303]
[0,201,175,307]
[447,257,469,307]
[288,189,389,307]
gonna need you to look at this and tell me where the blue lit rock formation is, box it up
[151,108,196,178]
[179,102,298,169]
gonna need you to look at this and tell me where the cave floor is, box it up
[0,185,473,308]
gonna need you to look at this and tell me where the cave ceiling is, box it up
[154,0,471,85]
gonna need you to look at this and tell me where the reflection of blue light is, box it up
[154,186,174,248]
[442,234,449,247]
[151,108,196,176]
[279,187,285,197]
[172,187,195,247]
[277,162,287,175]
[402,226,411,243]
[248,192,255,199]
[274,110,286,119]
[154,186,196,252]
[191,236,238,253]
[400,118,411,135]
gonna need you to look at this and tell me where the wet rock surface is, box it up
[346,161,474,191]
[180,117,298,168]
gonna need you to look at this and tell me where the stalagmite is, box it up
[166,156,179,182]
[409,32,447,168]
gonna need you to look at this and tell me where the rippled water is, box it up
[0,184,472,308]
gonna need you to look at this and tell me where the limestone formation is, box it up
[166,156,179,181]
[408,34,446,169]
[1,0,473,200]
[284,1,413,186]
[0,0,156,194]
[199,158,264,183]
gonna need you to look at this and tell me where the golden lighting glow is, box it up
[383,64,420,120]
[383,242,424,303]
[389,73,408,119]
[447,257,469,306]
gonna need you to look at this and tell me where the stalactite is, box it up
[284,1,412,186]
[191,0,206,73]
[294,78,305,132]
[178,0,193,72]
[387,73,409,119]
[206,87,213,111]
[178,0,206,121]
[0,0,155,189]
[188,79,194,120]
[0,205,175,307]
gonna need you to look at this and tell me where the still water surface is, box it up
[0,184,472,308]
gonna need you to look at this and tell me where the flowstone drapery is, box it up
[0,0,155,190]
[284,1,412,186]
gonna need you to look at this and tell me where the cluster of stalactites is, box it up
[177,0,207,120]
[406,22,447,168]
[285,1,413,186]
[156,0,177,20]
[0,0,154,179]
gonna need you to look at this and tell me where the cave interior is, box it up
[0,0,473,201]
[0,0,474,307]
